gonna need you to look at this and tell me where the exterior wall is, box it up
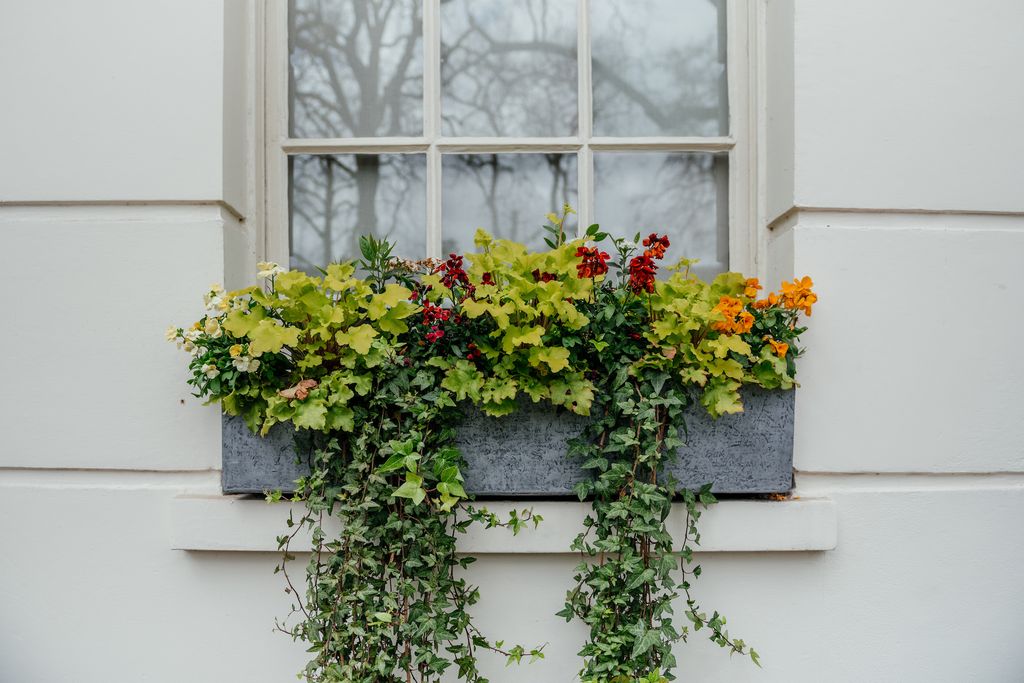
[2,2,1023,682]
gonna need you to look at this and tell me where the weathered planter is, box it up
[222,387,794,496]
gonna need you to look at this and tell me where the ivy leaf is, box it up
[335,324,378,354]
[392,472,426,505]
[630,627,662,659]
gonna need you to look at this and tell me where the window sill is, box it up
[168,495,837,553]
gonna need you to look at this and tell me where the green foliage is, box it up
[169,214,815,682]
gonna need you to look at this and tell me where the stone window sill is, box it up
[168,495,837,553]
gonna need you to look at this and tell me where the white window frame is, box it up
[258,0,762,277]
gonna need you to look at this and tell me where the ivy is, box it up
[169,210,815,681]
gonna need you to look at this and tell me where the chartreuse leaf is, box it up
[291,398,328,430]
[376,300,417,334]
[222,306,266,337]
[528,346,571,373]
[441,360,485,401]
[248,319,301,355]
[501,324,544,353]
[548,372,595,415]
[704,333,752,359]
[365,284,413,319]
[335,324,377,354]
[701,377,744,418]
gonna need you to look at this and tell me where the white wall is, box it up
[2,1,1023,681]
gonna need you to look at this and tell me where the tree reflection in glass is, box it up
[442,153,577,254]
[290,154,426,274]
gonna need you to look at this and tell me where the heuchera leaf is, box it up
[335,324,378,354]
[247,319,301,356]
[528,346,571,373]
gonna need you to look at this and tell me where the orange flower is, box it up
[764,336,789,358]
[744,278,762,298]
[712,296,754,334]
[752,292,778,309]
[780,276,817,316]
[712,295,744,332]
[735,310,754,334]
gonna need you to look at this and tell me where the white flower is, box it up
[232,356,260,373]
[203,318,223,339]
[204,296,228,315]
[257,261,286,278]
[201,363,220,379]
[184,328,202,342]
[181,339,197,355]
[165,326,178,342]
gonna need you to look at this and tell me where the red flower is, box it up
[434,253,470,289]
[480,271,495,286]
[421,301,450,326]
[575,246,610,279]
[425,326,445,343]
[642,233,670,260]
[532,268,557,283]
[628,253,657,293]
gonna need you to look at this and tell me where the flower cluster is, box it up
[781,276,817,316]
[575,246,610,279]
[435,253,470,290]
[532,269,558,283]
[712,295,755,335]
[627,233,670,293]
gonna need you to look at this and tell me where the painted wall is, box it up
[2,1,1023,681]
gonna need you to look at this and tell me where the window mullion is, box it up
[424,0,442,259]
[577,0,593,237]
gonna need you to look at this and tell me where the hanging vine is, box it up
[169,207,815,681]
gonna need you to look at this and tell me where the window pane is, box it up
[441,0,577,137]
[290,154,426,273]
[442,153,578,254]
[289,0,423,138]
[591,0,727,137]
[594,153,728,280]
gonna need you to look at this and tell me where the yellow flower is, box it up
[229,344,243,357]
[764,336,789,358]
[743,278,762,298]
[204,318,222,338]
[257,261,285,278]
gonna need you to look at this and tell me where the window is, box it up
[264,0,755,282]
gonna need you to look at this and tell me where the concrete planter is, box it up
[222,387,794,496]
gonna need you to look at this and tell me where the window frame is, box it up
[259,0,762,277]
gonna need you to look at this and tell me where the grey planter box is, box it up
[222,387,794,496]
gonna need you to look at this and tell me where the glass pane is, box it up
[442,153,578,254]
[441,0,577,137]
[594,153,728,281]
[290,154,426,273]
[289,0,423,138]
[591,0,727,136]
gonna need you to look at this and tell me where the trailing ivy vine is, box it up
[169,208,815,681]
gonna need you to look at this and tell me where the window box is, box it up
[222,387,793,496]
